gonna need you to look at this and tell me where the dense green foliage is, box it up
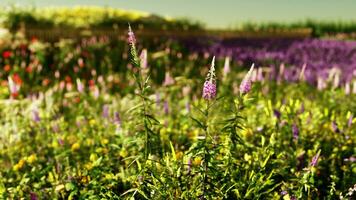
[0,6,203,31]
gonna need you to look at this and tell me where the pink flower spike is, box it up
[239,64,255,95]
[202,56,217,100]
[223,56,230,77]
[127,24,136,45]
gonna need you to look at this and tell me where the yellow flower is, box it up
[89,119,96,126]
[85,163,93,170]
[175,151,183,160]
[119,149,128,158]
[80,176,90,184]
[13,159,26,171]
[55,184,65,192]
[27,154,37,164]
[193,157,202,166]
[89,153,98,162]
[71,142,80,151]
[101,138,109,145]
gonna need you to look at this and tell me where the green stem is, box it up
[202,100,210,199]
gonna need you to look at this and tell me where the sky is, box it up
[4,0,356,28]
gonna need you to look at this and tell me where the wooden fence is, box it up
[23,27,312,42]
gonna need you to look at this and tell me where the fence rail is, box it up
[24,27,312,42]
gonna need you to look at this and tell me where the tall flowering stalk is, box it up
[127,25,160,161]
[188,56,219,198]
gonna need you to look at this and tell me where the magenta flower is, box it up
[239,64,255,95]
[310,151,321,167]
[76,79,84,93]
[202,57,217,100]
[127,24,136,45]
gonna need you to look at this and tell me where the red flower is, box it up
[12,73,23,86]
[26,66,33,73]
[2,51,12,59]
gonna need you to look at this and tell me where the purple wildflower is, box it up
[280,191,288,196]
[52,124,60,133]
[164,101,169,115]
[58,138,64,146]
[114,112,121,125]
[202,57,217,100]
[155,92,161,107]
[32,108,40,122]
[310,151,321,167]
[292,123,299,140]
[163,71,174,86]
[127,24,136,45]
[331,121,340,133]
[273,109,281,120]
[239,64,255,95]
[76,79,84,93]
[30,192,38,200]
[102,104,109,118]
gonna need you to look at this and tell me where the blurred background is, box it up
[0,0,355,91]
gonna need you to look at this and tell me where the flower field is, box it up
[0,24,355,199]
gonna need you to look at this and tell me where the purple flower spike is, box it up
[127,24,136,45]
[155,92,161,107]
[292,123,299,140]
[32,108,40,122]
[239,64,255,95]
[348,114,353,128]
[202,81,217,100]
[310,151,321,167]
[30,192,38,200]
[164,101,169,115]
[202,57,217,100]
[114,112,122,126]
[331,121,340,133]
[102,105,109,119]
[273,109,281,120]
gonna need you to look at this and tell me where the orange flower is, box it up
[4,65,11,72]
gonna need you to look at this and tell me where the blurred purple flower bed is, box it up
[184,38,356,84]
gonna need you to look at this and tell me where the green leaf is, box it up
[65,182,76,191]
